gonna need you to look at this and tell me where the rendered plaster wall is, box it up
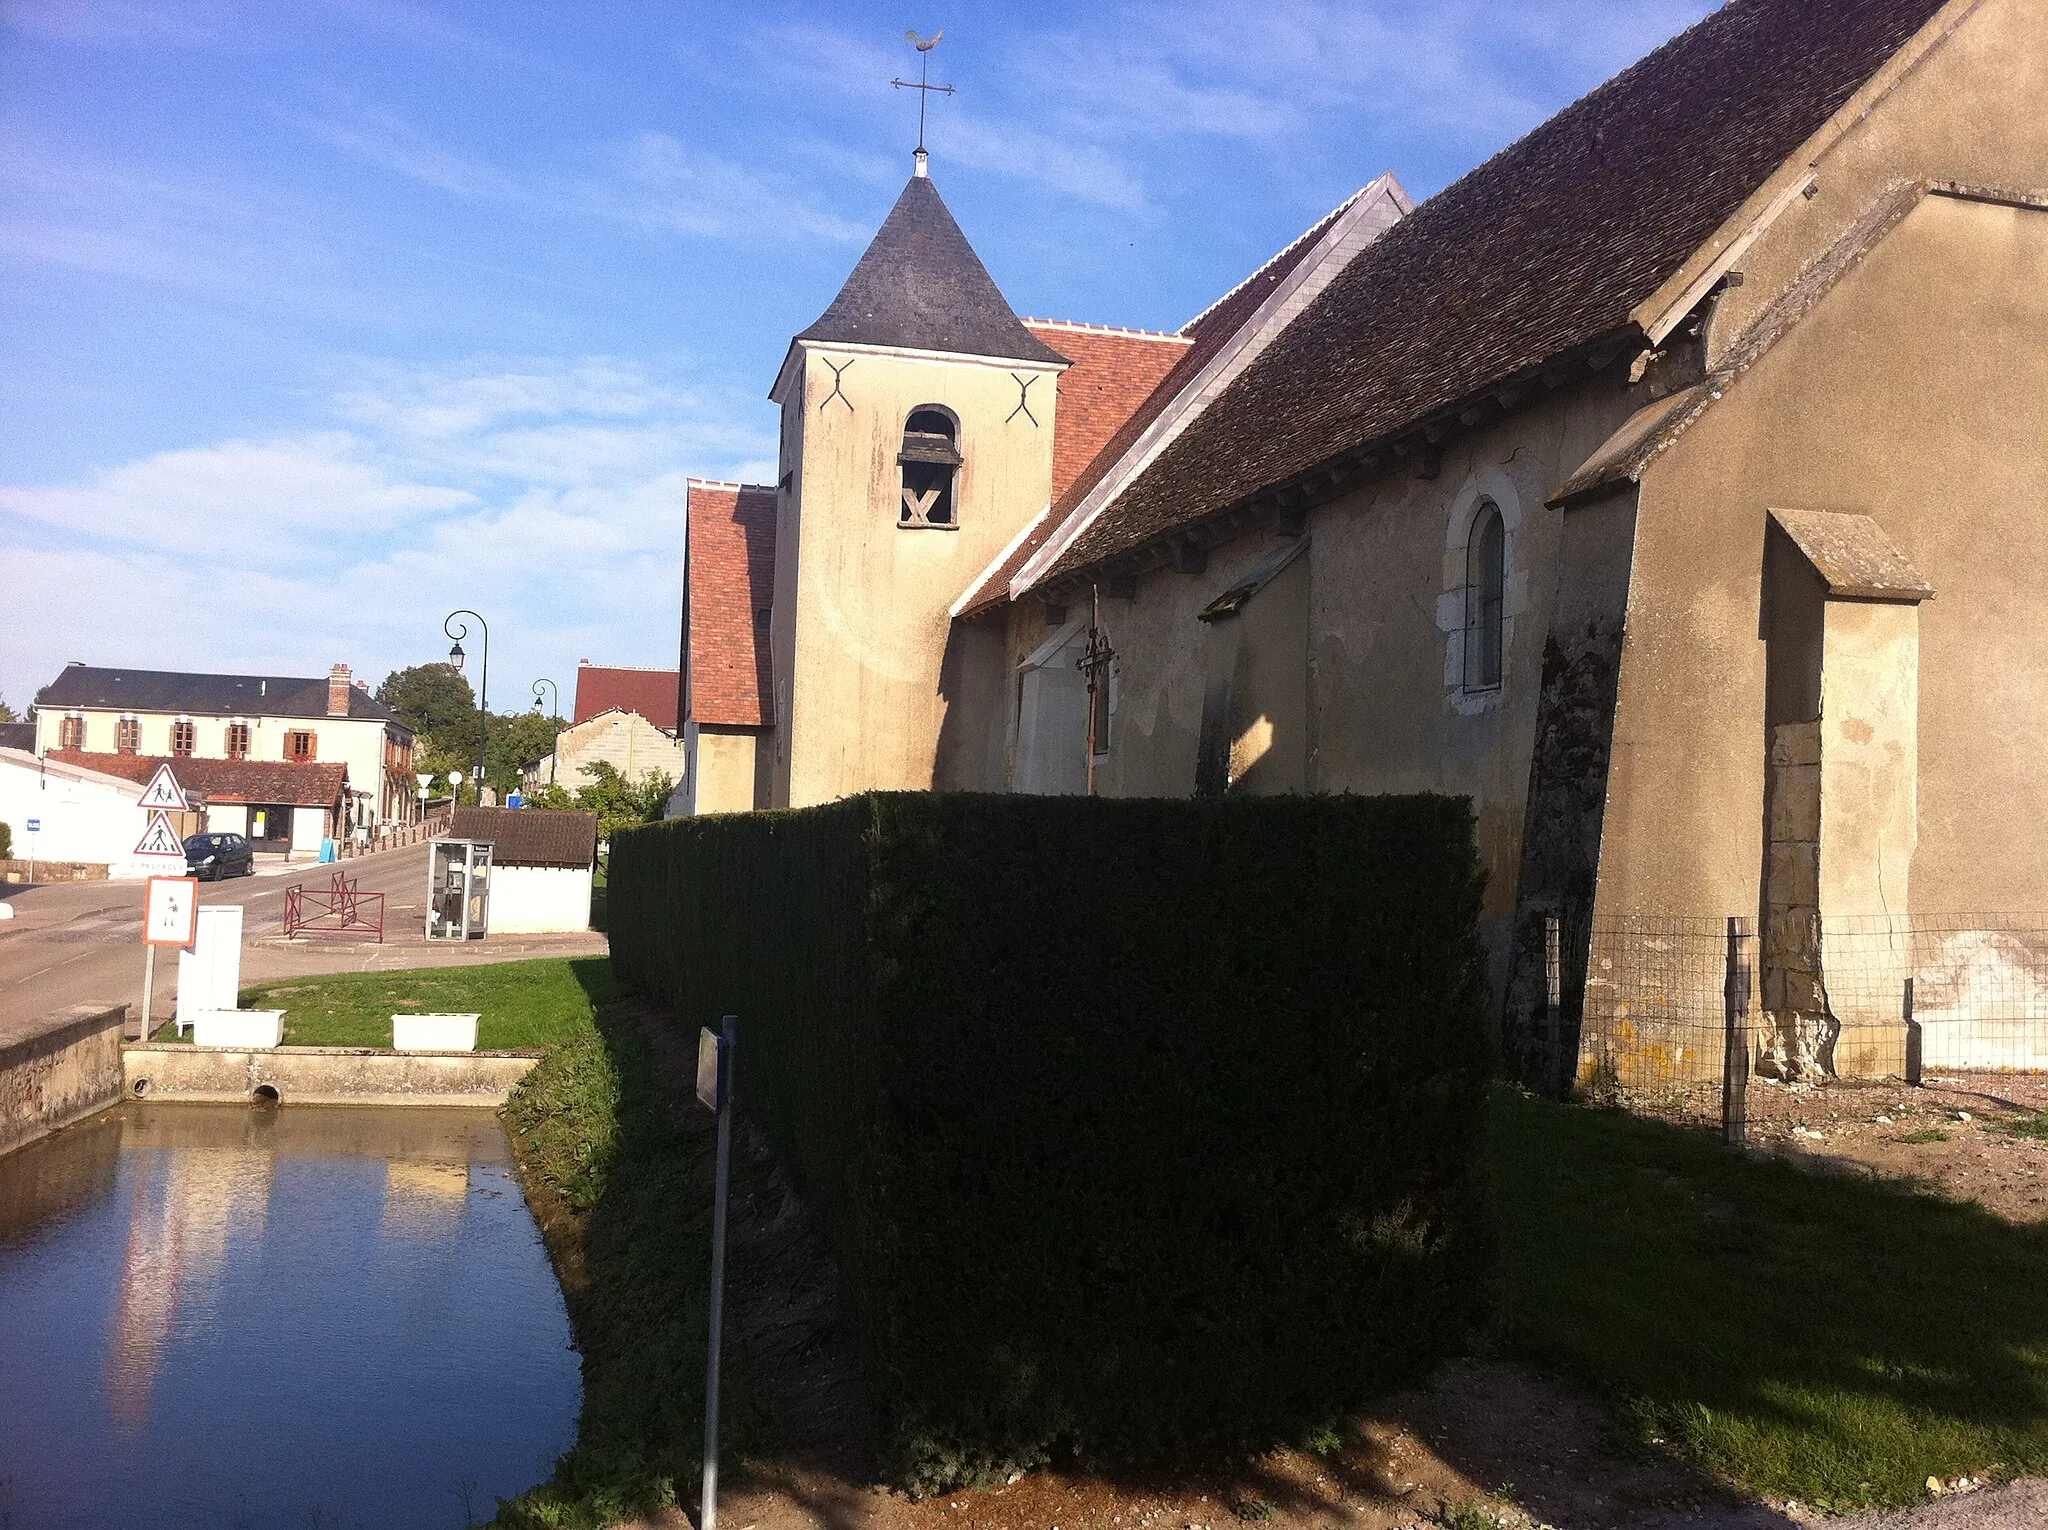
[1609,191,2048,930]
[33,708,400,819]
[1220,550,1311,795]
[489,865,592,934]
[773,343,1061,808]
[688,726,769,815]
[1025,375,1642,966]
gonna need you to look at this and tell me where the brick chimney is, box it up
[328,663,352,717]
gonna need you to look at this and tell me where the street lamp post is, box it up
[444,609,489,806]
[531,678,560,786]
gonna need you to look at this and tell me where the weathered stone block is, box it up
[1768,905,1822,965]
[1770,721,1823,768]
[1768,841,1820,906]
[1770,768,1821,841]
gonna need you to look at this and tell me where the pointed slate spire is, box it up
[799,167,1067,365]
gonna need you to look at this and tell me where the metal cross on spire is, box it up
[893,30,955,157]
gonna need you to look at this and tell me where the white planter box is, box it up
[191,1010,285,1049]
[392,1013,480,1052]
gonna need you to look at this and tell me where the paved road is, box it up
[0,842,607,1042]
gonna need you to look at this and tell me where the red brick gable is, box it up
[1023,322,1190,505]
[572,665,681,731]
[686,480,778,729]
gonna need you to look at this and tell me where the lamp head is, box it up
[447,641,465,673]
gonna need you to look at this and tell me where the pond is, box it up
[0,1103,580,1529]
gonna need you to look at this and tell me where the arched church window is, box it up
[1464,502,1505,691]
[898,406,961,529]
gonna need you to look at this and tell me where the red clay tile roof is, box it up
[1023,323,1190,505]
[573,665,680,731]
[1045,0,1948,582]
[685,481,778,729]
[448,805,598,868]
[956,189,1378,618]
[51,751,348,808]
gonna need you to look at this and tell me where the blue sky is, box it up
[0,0,1711,716]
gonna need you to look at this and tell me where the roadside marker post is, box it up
[140,875,200,1043]
[25,817,39,882]
[696,1013,737,1530]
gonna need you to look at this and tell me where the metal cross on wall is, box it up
[893,31,955,152]
[1076,585,1117,796]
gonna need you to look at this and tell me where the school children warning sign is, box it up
[136,763,189,812]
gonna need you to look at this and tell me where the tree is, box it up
[0,697,17,723]
[570,759,673,843]
[376,664,476,744]
[493,711,565,795]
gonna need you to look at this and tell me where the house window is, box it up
[171,719,196,756]
[898,406,960,529]
[286,730,316,762]
[226,722,251,759]
[115,717,140,754]
[1463,503,1505,692]
[59,715,84,751]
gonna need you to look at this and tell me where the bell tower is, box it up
[765,154,1068,807]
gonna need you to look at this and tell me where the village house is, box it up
[530,663,687,794]
[678,0,2048,1086]
[32,662,417,844]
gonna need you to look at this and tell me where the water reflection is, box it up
[0,1104,578,1529]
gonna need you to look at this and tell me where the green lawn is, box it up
[1495,1089,2048,1510]
[235,957,621,1049]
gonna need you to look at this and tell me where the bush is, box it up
[608,792,1492,1491]
[0,820,10,861]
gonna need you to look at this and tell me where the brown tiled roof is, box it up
[685,481,777,728]
[50,751,348,808]
[448,806,599,868]
[1046,0,1949,582]
[957,190,1375,618]
[37,664,405,727]
[1023,323,1190,505]
[573,665,680,732]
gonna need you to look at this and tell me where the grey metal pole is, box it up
[702,1012,737,1530]
[140,944,157,1043]
[1904,975,1922,1087]
[1722,915,1752,1147]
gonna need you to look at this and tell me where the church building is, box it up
[681,0,2048,1088]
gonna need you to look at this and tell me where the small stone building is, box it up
[447,807,598,934]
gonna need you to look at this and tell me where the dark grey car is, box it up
[183,832,254,880]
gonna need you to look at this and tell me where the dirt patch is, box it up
[621,1354,1800,1530]
[1629,1073,2048,1224]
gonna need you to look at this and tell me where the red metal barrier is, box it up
[283,871,386,942]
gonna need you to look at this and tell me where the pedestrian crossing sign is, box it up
[135,810,186,858]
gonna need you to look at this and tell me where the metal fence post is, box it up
[1722,915,1751,1147]
[1544,914,1564,1094]
[1903,975,1922,1087]
[701,1012,737,1530]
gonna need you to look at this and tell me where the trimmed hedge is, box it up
[609,792,1491,1491]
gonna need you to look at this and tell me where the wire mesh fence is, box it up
[1570,913,2048,1135]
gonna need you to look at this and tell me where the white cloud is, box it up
[0,357,772,706]
[0,435,473,555]
[305,108,870,245]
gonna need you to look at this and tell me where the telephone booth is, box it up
[427,838,492,941]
